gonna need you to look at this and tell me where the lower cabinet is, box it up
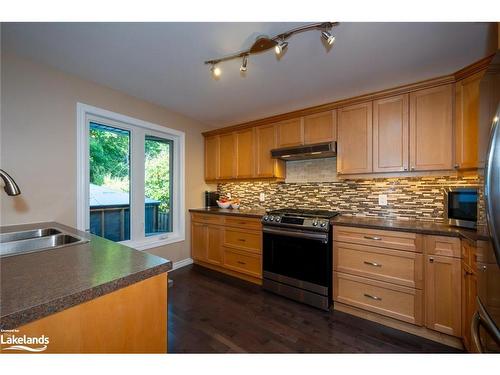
[191,213,262,283]
[424,254,462,337]
[333,227,468,346]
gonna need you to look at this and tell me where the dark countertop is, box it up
[189,207,267,218]
[0,222,172,330]
[331,215,490,242]
[189,207,490,242]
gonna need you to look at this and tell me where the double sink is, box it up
[0,227,88,258]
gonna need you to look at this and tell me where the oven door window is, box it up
[263,232,329,287]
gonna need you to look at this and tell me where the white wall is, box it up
[0,52,213,263]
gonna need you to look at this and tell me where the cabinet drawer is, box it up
[334,272,423,325]
[224,228,261,254]
[223,248,262,278]
[425,235,461,258]
[333,226,422,252]
[334,242,423,289]
[224,216,262,230]
[191,213,224,225]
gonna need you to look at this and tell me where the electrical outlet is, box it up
[227,192,232,199]
[259,192,266,202]
[378,194,388,206]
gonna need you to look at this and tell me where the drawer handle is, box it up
[364,236,382,241]
[237,238,246,242]
[364,261,382,267]
[237,261,246,265]
[364,293,382,301]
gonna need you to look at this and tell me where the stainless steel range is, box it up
[261,208,339,310]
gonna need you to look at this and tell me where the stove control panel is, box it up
[262,215,330,231]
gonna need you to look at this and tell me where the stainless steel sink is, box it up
[0,228,88,258]
[0,228,61,243]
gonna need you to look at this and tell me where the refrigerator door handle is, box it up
[472,298,500,352]
[472,311,484,353]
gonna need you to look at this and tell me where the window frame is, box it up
[77,103,185,250]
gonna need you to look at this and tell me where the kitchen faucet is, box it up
[0,169,21,196]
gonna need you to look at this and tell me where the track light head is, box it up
[274,40,288,55]
[321,30,335,46]
[240,55,248,72]
[210,64,221,78]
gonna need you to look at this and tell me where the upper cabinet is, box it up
[373,94,409,173]
[218,133,236,179]
[304,110,337,144]
[409,84,453,171]
[337,102,373,174]
[277,118,304,148]
[255,124,285,179]
[235,128,255,179]
[455,71,485,170]
[205,135,219,181]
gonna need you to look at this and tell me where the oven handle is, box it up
[263,227,328,242]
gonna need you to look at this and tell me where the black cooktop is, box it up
[267,208,339,219]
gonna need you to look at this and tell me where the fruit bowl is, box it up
[217,200,231,209]
[230,203,240,209]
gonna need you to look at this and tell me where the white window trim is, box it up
[76,102,185,250]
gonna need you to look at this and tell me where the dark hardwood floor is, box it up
[168,264,461,353]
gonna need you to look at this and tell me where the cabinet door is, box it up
[455,71,483,170]
[277,118,304,147]
[337,102,373,174]
[425,254,462,336]
[304,110,337,144]
[218,133,236,179]
[235,128,255,178]
[206,225,223,265]
[255,124,284,178]
[373,94,409,172]
[191,222,207,261]
[462,262,477,352]
[205,135,219,181]
[409,84,453,171]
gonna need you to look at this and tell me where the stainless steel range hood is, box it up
[271,142,337,161]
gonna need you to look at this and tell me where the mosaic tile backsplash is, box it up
[218,175,485,224]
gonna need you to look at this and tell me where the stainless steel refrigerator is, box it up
[473,51,500,352]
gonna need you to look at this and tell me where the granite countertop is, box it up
[331,215,490,242]
[189,207,490,242]
[189,207,267,218]
[0,222,172,330]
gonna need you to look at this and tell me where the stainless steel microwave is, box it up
[444,187,478,229]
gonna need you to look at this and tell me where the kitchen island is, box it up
[0,222,172,353]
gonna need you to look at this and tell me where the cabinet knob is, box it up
[454,164,460,169]
[403,167,408,171]
[410,166,415,171]
[429,257,434,263]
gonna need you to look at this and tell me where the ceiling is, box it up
[2,22,496,127]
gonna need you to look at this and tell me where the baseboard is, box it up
[171,257,194,271]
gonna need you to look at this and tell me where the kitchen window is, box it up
[77,103,185,250]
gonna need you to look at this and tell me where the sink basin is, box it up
[0,230,88,258]
[0,228,61,243]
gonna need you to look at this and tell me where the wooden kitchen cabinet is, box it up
[425,254,462,337]
[255,123,285,179]
[205,135,219,181]
[409,84,453,171]
[191,221,223,266]
[304,110,337,144]
[337,101,373,174]
[373,94,409,173]
[462,261,477,352]
[218,133,236,179]
[277,118,304,147]
[235,128,255,178]
[455,71,484,170]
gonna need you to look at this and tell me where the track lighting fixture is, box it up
[274,40,288,55]
[321,30,336,46]
[240,55,248,72]
[210,64,221,78]
[205,22,338,77]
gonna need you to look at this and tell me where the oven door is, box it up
[262,226,331,293]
